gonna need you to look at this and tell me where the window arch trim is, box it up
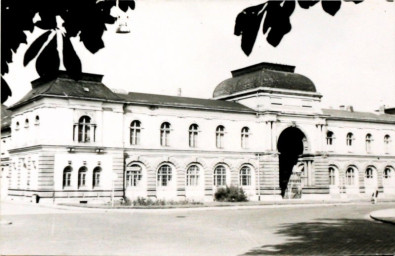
[130,120,142,145]
[93,166,102,188]
[157,164,173,187]
[78,166,88,188]
[62,166,72,188]
[160,122,171,147]
[189,124,199,148]
[239,165,253,187]
[216,125,225,149]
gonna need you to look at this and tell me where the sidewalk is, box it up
[370,208,395,225]
[3,198,395,216]
[58,197,395,210]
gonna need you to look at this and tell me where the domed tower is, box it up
[213,62,323,114]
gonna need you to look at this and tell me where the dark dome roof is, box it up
[213,62,316,98]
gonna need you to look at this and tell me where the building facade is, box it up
[1,63,395,203]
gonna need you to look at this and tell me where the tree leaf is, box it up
[234,3,266,56]
[322,0,342,16]
[343,0,364,4]
[24,30,52,66]
[1,76,12,104]
[63,35,82,80]
[35,35,60,78]
[263,0,296,47]
[35,11,57,30]
[119,0,135,12]
[298,0,320,9]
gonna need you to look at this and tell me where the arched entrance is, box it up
[277,127,307,197]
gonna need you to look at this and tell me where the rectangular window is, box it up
[189,132,197,148]
[126,169,142,187]
[63,172,71,187]
[78,172,86,187]
[131,129,140,145]
[216,134,224,148]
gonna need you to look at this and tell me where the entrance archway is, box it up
[277,127,306,197]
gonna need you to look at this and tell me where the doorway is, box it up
[277,127,306,197]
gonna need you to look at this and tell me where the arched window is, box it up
[329,167,337,185]
[62,166,72,188]
[384,167,392,179]
[25,118,29,128]
[93,167,101,188]
[365,134,373,153]
[78,166,87,188]
[158,165,172,186]
[214,165,226,186]
[365,167,373,179]
[186,165,199,186]
[35,115,40,125]
[160,122,171,146]
[384,135,391,153]
[126,164,142,187]
[346,167,356,186]
[16,121,20,130]
[78,116,91,143]
[189,124,199,148]
[239,166,251,186]
[241,127,249,149]
[346,133,354,146]
[130,120,141,145]
[216,126,225,149]
[326,131,334,145]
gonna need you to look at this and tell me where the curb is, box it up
[369,208,395,225]
[0,220,13,225]
[53,201,395,213]
[370,215,395,225]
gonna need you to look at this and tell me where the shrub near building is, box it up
[214,185,248,202]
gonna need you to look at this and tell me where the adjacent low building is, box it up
[1,62,394,203]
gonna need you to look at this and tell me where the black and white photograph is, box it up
[1,0,395,255]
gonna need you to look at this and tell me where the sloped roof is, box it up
[1,105,12,131]
[323,108,395,123]
[9,71,254,113]
[9,72,123,110]
[385,108,395,114]
[117,92,254,113]
[213,62,316,98]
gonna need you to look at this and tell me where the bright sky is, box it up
[4,0,395,112]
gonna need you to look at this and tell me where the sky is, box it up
[4,0,395,112]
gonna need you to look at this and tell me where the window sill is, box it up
[126,186,144,189]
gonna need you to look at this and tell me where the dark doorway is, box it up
[277,127,306,197]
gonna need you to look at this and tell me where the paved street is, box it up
[1,201,395,255]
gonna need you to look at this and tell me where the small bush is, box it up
[214,185,248,202]
[122,197,203,206]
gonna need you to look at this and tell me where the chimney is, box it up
[177,88,182,97]
[376,105,386,114]
[346,105,354,112]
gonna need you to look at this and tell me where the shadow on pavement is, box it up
[242,218,395,255]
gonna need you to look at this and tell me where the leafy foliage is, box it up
[235,0,364,56]
[121,197,203,207]
[1,0,135,103]
[214,185,248,202]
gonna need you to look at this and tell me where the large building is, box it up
[1,62,395,203]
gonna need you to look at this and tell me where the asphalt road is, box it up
[1,202,394,255]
